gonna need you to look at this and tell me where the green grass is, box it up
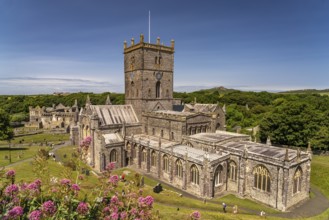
[0,146,50,166]
[0,133,70,145]
[310,155,329,198]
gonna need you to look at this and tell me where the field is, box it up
[0,133,69,145]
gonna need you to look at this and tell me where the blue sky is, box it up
[0,0,328,94]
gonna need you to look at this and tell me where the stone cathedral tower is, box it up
[124,34,175,120]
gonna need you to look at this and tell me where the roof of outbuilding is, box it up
[103,133,124,145]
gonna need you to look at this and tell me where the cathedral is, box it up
[73,34,311,211]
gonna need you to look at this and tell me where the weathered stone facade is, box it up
[72,36,311,211]
[26,101,79,131]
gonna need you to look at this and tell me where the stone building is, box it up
[26,100,79,131]
[73,35,311,211]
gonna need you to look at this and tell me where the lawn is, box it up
[0,146,50,166]
[0,133,70,145]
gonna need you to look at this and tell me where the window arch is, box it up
[293,167,302,194]
[132,144,136,158]
[190,164,199,185]
[156,81,161,98]
[151,151,156,167]
[214,165,223,186]
[141,147,146,162]
[163,154,169,172]
[176,159,183,178]
[229,161,237,181]
[110,150,117,162]
[253,165,271,192]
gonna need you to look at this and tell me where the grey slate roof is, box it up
[128,134,227,163]
[184,104,218,113]
[221,141,303,161]
[189,131,250,143]
[90,105,139,125]
[103,133,124,144]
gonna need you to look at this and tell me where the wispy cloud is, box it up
[0,77,123,95]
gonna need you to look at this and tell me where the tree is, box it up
[0,108,14,163]
[0,108,14,141]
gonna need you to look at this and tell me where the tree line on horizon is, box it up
[0,88,328,150]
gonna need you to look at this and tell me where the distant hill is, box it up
[199,86,238,94]
[280,89,329,95]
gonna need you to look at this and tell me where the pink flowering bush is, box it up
[0,154,158,219]
[190,210,201,219]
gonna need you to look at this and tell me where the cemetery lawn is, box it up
[0,146,50,166]
[0,133,70,145]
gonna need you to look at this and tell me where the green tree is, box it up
[0,108,14,141]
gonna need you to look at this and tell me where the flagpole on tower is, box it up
[148,10,151,43]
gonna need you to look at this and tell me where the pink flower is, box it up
[4,184,19,196]
[29,210,42,220]
[42,200,56,216]
[27,183,40,192]
[71,184,80,191]
[190,211,201,219]
[109,175,119,185]
[130,208,137,215]
[120,211,127,219]
[143,196,154,206]
[103,207,111,215]
[6,170,16,178]
[60,178,71,185]
[7,206,23,219]
[138,196,154,207]
[76,202,89,215]
[106,162,116,170]
[34,179,42,187]
[110,212,119,220]
[110,195,119,204]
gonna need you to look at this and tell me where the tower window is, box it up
[156,81,161,98]
[155,56,158,64]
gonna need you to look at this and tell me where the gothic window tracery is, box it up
[190,164,199,185]
[253,165,271,192]
[151,151,156,167]
[176,159,183,178]
[163,154,169,172]
[293,167,302,194]
[110,150,117,162]
[214,165,223,186]
[229,161,238,181]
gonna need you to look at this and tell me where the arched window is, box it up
[151,151,156,167]
[102,154,106,170]
[166,89,169,97]
[253,165,271,192]
[163,155,169,172]
[161,130,164,138]
[229,161,237,181]
[148,89,151,97]
[176,159,183,178]
[130,81,135,97]
[171,132,174,140]
[141,147,146,162]
[214,165,223,186]
[156,81,161,98]
[110,150,117,162]
[190,164,199,185]
[155,56,158,64]
[132,144,136,158]
[293,167,302,194]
